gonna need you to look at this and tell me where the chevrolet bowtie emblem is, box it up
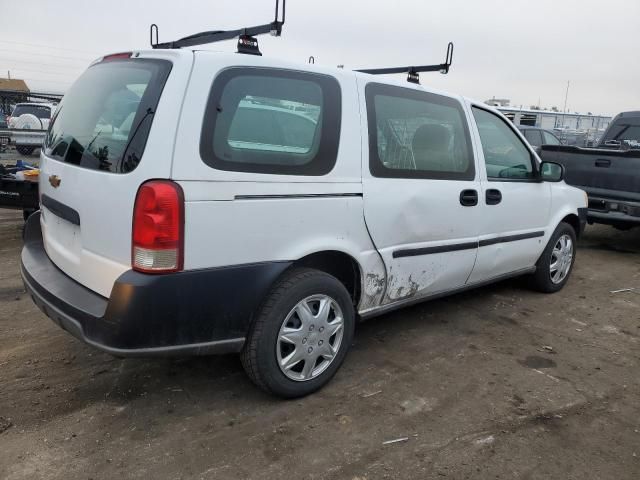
[49,175,61,188]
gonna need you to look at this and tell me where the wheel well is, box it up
[562,214,580,238]
[293,251,361,307]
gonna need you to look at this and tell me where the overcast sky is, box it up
[1,0,638,115]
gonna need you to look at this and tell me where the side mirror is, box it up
[540,161,564,182]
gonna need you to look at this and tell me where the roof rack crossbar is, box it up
[150,0,285,51]
[356,42,454,84]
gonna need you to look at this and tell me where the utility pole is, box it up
[562,80,570,128]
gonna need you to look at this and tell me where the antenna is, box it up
[150,0,286,55]
[356,42,454,84]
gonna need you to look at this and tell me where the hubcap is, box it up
[550,234,573,284]
[276,294,344,382]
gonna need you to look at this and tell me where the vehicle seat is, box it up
[411,124,452,171]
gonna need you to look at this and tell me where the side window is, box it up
[365,83,474,180]
[523,129,543,147]
[472,107,535,180]
[201,68,341,175]
[542,131,561,145]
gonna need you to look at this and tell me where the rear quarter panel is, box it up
[174,53,386,312]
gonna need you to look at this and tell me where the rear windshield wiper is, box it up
[117,107,155,173]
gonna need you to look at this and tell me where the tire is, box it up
[16,146,35,156]
[12,113,43,130]
[241,268,355,398]
[530,222,577,293]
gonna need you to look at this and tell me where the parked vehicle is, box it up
[0,111,8,153]
[540,111,640,230]
[0,162,39,221]
[518,126,562,151]
[8,102,56,155]
[21,48,587,398]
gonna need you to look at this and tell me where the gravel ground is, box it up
[0,199,639,479]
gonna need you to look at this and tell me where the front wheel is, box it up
[530,222,577,293]
[241,268,355,398]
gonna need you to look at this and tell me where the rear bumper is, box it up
[586,196,640,227]
[21,212,291,357]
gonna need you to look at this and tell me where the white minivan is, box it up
[21,49,587,397]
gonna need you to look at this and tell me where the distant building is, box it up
[496,106,611,132]
[485,97,511,107]
[0,77,30,114]
[496,106,613,146]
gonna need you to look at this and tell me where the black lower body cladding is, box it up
[578,207,587,233]
[20,212,292,356]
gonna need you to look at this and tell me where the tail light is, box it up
[102,52,132,62]
[132,180,184,273]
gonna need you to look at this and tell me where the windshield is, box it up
[13,104,51,119]
[44,58,171,173]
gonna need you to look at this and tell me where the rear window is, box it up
[200,68,341,176]
[44,58,171,173]
[13,104,51,119]
[602,119,640,149]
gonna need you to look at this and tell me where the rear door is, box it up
[360,81,481,305]
[38,51,192,297]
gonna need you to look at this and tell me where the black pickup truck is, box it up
[540,111,640,230]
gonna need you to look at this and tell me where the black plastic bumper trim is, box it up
[21,212,292,356]
[22,265,245,357]
[586,210,640,225]
[41,194,80,226]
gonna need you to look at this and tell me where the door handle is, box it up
[459,189,478,207]
[595,159,611,168]
[486,189,502,205]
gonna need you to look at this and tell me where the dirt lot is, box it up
[1,200,639,479]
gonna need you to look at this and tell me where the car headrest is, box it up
[412,124,451,154]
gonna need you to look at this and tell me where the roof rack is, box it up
[356,42,454,84]
[150,0,285,56]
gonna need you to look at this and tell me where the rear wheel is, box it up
[241,268,355,398]
[530,222,576,293]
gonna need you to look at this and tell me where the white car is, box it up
[8,102,56,155]
[21,49,587,397]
